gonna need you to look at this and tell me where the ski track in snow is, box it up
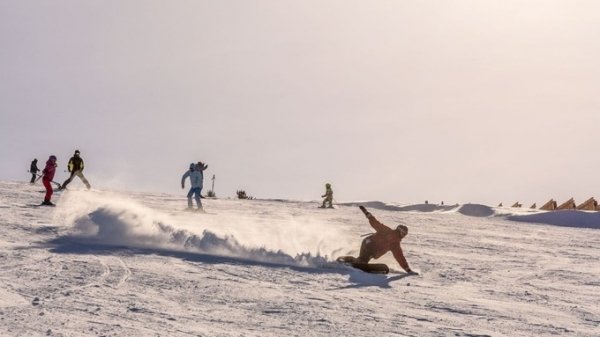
[0,181,598,337]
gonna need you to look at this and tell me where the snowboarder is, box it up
[181,163,203,211]
[320,183,333,208]
[41,156,58,206]
[344,206,417,274]
[29,158,39,183]
[60,150,91,190]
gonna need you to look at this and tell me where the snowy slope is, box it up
[0,181,598,337]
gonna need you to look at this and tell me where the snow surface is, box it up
[0,181,598,337]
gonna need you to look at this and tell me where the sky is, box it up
[1,0,600,205]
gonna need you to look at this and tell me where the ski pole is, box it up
[27,170,42,183]
[35,174,62,188]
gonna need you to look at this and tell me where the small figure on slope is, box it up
[340,206,417,274]
[29,158,39,184]
[41,156,58,206]
[60,150,91,190]
[320,183,333,208]
[181,163,203,211]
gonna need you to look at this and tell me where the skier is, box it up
[29,158,40,184]
[320,183,333,208]
[41,155,58,206]
[181,163,203,211]
[344,206,417,274]
[60,150,91,190]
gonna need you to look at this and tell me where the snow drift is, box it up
[507,210,600,229]
[53,191,342,268]
[71,206,328,267]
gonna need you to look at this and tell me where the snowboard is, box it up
[336,256,389,274]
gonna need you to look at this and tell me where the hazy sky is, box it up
[1,0,599,205]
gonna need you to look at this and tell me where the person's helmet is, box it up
[325,183,331,188]
[74,150,80,154]
[396,224,408,238]
[189,163,195,169]
[49,155,57,161]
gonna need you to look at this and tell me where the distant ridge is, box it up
[338,201,458,212]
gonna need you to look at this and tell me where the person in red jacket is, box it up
[350,205,417,274]
[41,155,58,206]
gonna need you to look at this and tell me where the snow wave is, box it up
[71,206,329,267]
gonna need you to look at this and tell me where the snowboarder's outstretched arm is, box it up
[196,163,208,172]
[391,246,414,273]
[359,206,389,232]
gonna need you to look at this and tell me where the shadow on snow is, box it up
[32,235,408,288]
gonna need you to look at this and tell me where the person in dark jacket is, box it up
[345,206,417,274]
[29,159,40,183]
[60,150,91,190]
[41,156,58,205]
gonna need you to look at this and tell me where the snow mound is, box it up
[457,204,495,217]
[507,210,600,229]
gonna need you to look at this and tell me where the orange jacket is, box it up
[365,215,410,271]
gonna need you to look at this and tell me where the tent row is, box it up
[499,198,600,211]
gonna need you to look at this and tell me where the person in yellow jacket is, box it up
[320,183,333,208]
[60,150,91,190]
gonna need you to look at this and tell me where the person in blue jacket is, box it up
[181,163,203,211]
